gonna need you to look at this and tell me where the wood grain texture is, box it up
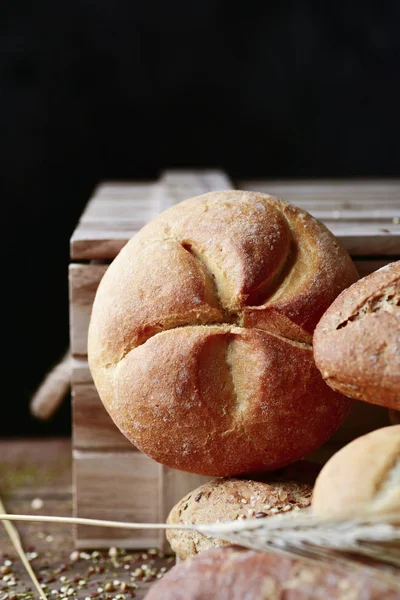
[70,174,400,260]
[73,450,162,549]
[71,170,234,260]
[159,466,210,529]
[71,355,92,384]
[69,263,108,356]
[72,383,133,450]
[73,450,210,550]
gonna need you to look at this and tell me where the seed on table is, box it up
[69,551,79,563]
[104,582,114,592]
[80,553,91,560]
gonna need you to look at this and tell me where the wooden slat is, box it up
[71,355,92,384]
[71,169,234,260]
[72,383,134,450]
[69,263,108,356]
[159,467,210,538]
[156,169,233,210]
[70,175,400,260]
[240,179,400,202]
[73,450,162,549]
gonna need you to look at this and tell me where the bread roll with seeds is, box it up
[312,425,400,518]
[314,260,400,410]
[144,546,400,600]
[88,190,357,476]
[167,463,318,559]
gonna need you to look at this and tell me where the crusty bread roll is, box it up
[167,462,318,559]
[314,261,400,410]
[144,546,400,600]
[88,190,357,476]
[312,425,400,518]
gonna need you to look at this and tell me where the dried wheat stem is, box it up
[0,498,48,600]
[0,513,194,530]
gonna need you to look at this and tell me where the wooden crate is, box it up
[70,170,400,549]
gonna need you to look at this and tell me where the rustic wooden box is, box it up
[69,170,400,549]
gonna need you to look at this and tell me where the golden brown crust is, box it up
[88,191,357,476]
[144,546,400,600]
[313,261,400,410]
[166,466,316,559]
[312,425,400,518]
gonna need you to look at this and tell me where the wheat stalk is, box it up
[0,498,48,600]
[0,510,399,581]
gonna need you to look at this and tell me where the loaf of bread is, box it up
[167,462,318,559]
[88,190,357,476]
[314,261,400,410]
[144,546,400,600]
[312,425,400,518]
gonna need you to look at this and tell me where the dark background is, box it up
[1,2,399,436]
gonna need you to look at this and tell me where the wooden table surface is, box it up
[0,438,175,600]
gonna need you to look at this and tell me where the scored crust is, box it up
[88,190,358,476]
[313,260,400,410]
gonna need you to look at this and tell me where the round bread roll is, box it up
[314,260,400,410]
[167,463,317,559]
[312,425,400,518]
[88,190,357,476]
[144,546,400,600]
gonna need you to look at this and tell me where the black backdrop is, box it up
[2,2,399,436]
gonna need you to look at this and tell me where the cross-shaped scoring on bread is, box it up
[88,191,358,476]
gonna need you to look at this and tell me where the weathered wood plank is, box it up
[69,263,108,356]
[240,179,400,202]
[72,383,134,450]
[73,450,163,549]
[70,175,400,260]
[71,170,234,260]
[71,355,92,384]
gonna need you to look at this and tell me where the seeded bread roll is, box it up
[144,546,400,600]
[88,190,357,476]
[166,462,318,559]
[312,425,400,518]
[314,261,400,410]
